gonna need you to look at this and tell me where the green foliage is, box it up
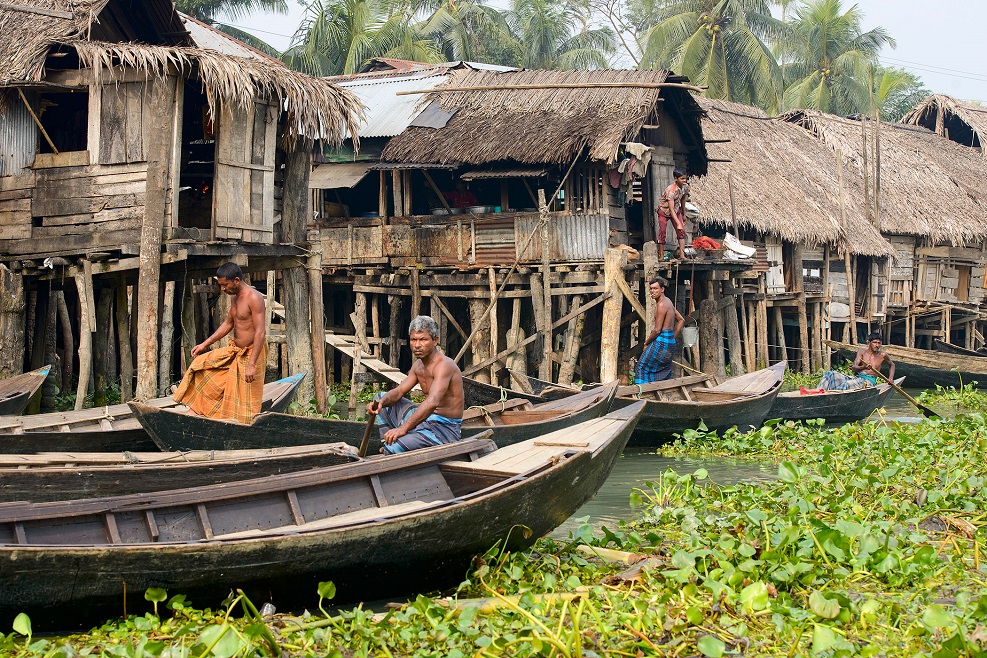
[53,383,121,412]
[918,381,987,412]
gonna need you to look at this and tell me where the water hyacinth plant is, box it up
[2,410,985,656]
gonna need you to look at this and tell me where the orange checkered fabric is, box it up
[173,340,267,423]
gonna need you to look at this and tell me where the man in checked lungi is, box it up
[366,316,465,454]
[635,276,684,384]
[812,332,895,392]
[173,262,267,423]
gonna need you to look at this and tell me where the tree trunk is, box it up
[158,281,175,396]
[93,286,113,406]
[0,265,25,380]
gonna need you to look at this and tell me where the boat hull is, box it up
[462,376,545,406]
[0,366,50,417]
[767,378,901,424]
[827,340,987,390]
[0,405,641,627]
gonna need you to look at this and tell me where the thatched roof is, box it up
[786,110,987,245]
[381,68,707,172]
[0,0,363,144]
[693,99,893,257]
[902,94,987,156]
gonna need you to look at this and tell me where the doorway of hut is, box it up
[176,81,214,236]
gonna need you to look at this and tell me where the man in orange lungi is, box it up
[173,262,267,423]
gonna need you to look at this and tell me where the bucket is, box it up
[681,325,699,348]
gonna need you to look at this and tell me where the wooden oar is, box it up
[358,403,378,457]
[872,369,940,419]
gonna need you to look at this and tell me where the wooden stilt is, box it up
[178,278,192,373]
[40,290,57,411]
[600,248,624,382]
[468,295,492,384]
[739,289,753,372]
[264,271,279,382]
[773,306,786,365]
[114,280,133,402]
[0,265,26,380]
[25,291,35,363]
[157,281,175,397]
[538,189,553,382]
[55,291,74,392]
[74,271,94,410]
[699,298,721,375]
[722,283,744,375]
[559,294,585,385]
[506,298,527,389]
[392,171,404,217]
[308,247,328,413]
[89,286,111,405]
[756,278,769,368]
[411,268,421,319]
[388,294,403,368]
[793,243,810,373]
[488,267,499,382]
[845,252,857,343]
[529,272,549,380]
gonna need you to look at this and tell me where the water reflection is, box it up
[553,389,935,539]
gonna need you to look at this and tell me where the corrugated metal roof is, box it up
[461,167,550,180]
[335,72,450,138]
[179,14,270,61]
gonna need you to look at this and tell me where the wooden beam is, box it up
[395,82,706,96]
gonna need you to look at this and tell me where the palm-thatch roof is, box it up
[786,110,987,245]
[692,99,893,257]
[902,94,987,156]
[381,68,707,172]
[0,0,363,144]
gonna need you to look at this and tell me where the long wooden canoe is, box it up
[826,340,987,390]
[0,443,360,503]
[462,376,546,406]
[611,362,786,445]
[512,372,581,401]
[0,373,305,453]
[0,366,50,417]
[0,403,643,624]
[132,383,618,453]
[933,339,987,358]
[768,377,904,424]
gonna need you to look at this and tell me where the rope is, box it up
[634,383,643,399]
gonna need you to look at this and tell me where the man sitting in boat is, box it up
[635,276,684,384]
[173,263,267,423]
[367,316,465,454]
[814,332,895,392]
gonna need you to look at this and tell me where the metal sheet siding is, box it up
[0,99,36,177]
[516,214,609,261]
[336,74,448,138]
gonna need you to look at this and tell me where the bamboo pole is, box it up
[395,82,706,96]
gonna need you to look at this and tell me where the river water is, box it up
[552,389,929,538]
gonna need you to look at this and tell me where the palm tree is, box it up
[417,0,516,65]
[282,0,445,76]
[175,0,287,56]
[778,0,894,115]
[872,66,928,122]
[636,0,784,111]
[495,0,615,70]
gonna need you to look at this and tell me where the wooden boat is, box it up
[0,366,50,416]
[511,371,580,401]
[0,373,305,453]
[826,340,987,390]
[462,375,546,406]
[131,383,618,453]
[0,443,360,503]
[611,362,786,445]
[934,339,987,358]
[768,377,905,424]
[0,403,643,623]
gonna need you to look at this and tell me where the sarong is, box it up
[173,340,266,423]
[635,329,675,384]
[818,371,876,391]
[373,392,462,455]
[657,213,685,243]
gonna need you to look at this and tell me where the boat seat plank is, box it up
[498,410,566,424]
[689,390,747,401]
[615,375,711,398]
[214,500,443,539]
[462,417,619,474]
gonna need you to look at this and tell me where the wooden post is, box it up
[756,278,769,368]
[559,294,585,385]
[113,280,133,402]
[643,242,658,337]
[371,293,383,358]
[55,291,74,393]
[74,271,94,410]
[844,252,857,343]
[0,265,25,380]
[308,246,328,413]
[529,272,548,379]
[773,306,787,365]
[179,278,193,373]
[722,283,744,375]
[538,189,552,381]
[379,172,388,220]
[40,289,57,411]
[282,136,316,408]
[792,243,811,373]
[349,303,370,419]
[388,294,403,368]
[157,281,175,397]
[348,346,362,420]
[506,298,527,388]
[468,295,492,384]
[392,170,404,217]
[699,297,721,376]
[600,248,625,382]
[264,272,279,382]
[738,285,753,372]
[411,268,421,319]
[487,267,499,382]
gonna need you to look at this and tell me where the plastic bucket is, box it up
[681,325,699,348]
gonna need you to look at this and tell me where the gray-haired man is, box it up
[366,316,465,454]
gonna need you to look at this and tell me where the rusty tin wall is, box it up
[0,98,37,177]
[516,214,609,261]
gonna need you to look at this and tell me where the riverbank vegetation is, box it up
[4,403,984,656]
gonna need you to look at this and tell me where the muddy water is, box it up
[553,389,930,538]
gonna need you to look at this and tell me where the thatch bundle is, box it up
[74,42,364,144]
[382,69,689,166]
[693,99,892,257]
[787,110,987,245]
[902,94,987,157]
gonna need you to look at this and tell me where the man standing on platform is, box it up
[636,277,684,384]
[367,316,464,454]
[173,262,267,423]
[656,169,690,260]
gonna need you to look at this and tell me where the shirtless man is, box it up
[366,315,465,454]
[173,263,268,422]
[635,277,685,384]
[817,332,894,391]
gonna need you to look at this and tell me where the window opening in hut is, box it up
[953,264,971,303]
[34,89,88,154]
[177,81,215,233]
[854,255,871,317]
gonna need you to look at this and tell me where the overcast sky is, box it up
[232,0,987,102]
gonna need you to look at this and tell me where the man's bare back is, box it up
[644,278,684,345]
